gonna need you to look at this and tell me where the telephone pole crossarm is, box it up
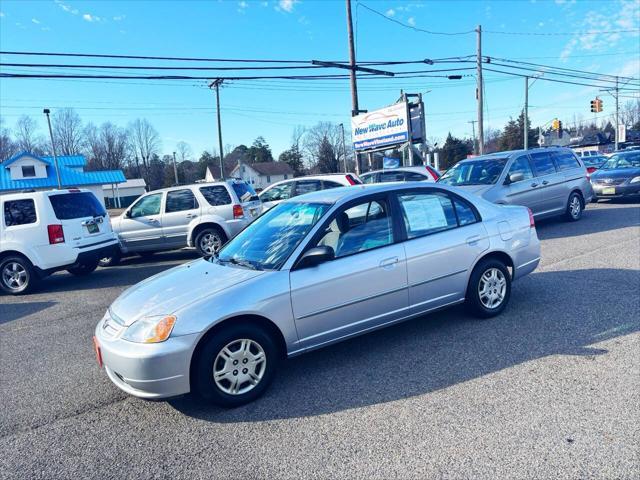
[311,60,395,77]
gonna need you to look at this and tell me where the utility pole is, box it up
[346,0,360,175]
[615,76,619,151]
[43,108,62,189]
[339,123,348,173]
[468,120,477,155]
[524,76,529,150]
[209,79,225,180]
[476,24,484,155]
[172,151,179,185]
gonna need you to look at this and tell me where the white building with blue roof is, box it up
[0,151,126,205]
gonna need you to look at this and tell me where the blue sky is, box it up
[1,0,638,159]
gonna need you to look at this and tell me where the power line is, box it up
[483,67,640,91]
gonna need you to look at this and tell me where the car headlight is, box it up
[122,315,177,343]
[630,176,640,184]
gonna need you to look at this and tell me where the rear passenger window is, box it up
[295,180,322,196]
[199,186,232,206]
[322,181,342,189]
[552,152,581,171]
[453,198,479,226]
[379,171,405,182]
[165,189,198,213]
[405,172,427,181]
[4,199,37,227]
[398,192,458,238]
[530,152,557,176]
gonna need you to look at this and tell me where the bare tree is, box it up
[84,122,129,171]
[52,108,84,155]
[303,122,347,173]
[14,116,45,154]
[620,100,640,127]
[128,118,161,177]
[0,117,17,162]
[175,141,192,163]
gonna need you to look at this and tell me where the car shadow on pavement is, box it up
[0,301,57,325]
[170,267,640,422]
[536,203,640,240]
[30,250,201,294]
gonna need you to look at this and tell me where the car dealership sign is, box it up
[351,102,409,151]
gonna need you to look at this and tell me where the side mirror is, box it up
[295,246,335,269]
[505,172,524,184]
[125,210,132,218]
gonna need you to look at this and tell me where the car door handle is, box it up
[379,257,399,269]
[466,235,481,245]
[530,182,539,188]
[147,218,160,224]
[186,213,197,219]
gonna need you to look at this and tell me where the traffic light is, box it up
[552,118,560,130]
[590,100,597,113]
[558,120,563,138]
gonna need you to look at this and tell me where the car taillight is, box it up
[527,208,535,228]
[425,165,440,181]
[47,224,65,244]
[345,174,357,185]
[586,166,597,174]
[233,204,244,219]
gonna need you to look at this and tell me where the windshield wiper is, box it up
[228,257,263,271]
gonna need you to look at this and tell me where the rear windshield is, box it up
[231,182,259,202]
[49,192,106,220]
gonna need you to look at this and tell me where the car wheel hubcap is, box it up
[200,232,222,255]
[478,268,506,309]
[570,197,581,217]
[2,262,27,290]
[213,339,266,395]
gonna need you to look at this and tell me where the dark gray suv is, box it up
[438,147,593,221]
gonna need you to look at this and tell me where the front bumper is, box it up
[94,316,199,399]
[592,183,640,199]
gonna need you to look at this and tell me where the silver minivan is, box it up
[438,147,593,221]
[103,180,261,265]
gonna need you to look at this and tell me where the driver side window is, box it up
[130,193,162,218]
[507,156,534,182]
[316,199,393,258]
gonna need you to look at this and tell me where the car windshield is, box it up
[216,201,330,270]
[438,157,508,186]
[601,152,640,170]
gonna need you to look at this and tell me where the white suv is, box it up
[258,173,361,211]
[0,189,119,294]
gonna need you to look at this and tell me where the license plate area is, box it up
[86,222,99,234]
[602,187,616,195]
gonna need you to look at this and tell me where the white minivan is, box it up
[0,189,119,294]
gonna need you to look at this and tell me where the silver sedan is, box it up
[94,183,541,407]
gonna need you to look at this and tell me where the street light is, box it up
[43,108,62,189]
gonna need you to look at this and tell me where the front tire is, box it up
[0,255,39,295]
[565,192,583,221]
[67,259,98,276]
[193,323,280,408]
[195,227,227,257]
[465,259,511,318]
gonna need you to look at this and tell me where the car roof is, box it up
[362,166,430,175]
[143,180,242,195]
[459,146,573,163]
[282,181,457,204]
[0,188,92,200]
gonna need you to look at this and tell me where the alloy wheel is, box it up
[478,267,506,309]
[570,196,581,219]
[2,261,27,291]
[213,339,266,395]
[200,232,222,256]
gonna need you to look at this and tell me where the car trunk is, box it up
[48,191,113,248]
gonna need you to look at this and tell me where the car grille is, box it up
[593,178,626,186]
[101,310,125,338]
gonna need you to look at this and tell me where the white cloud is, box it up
[238,1,248,9]
[55,0,79,15]
[0,11,5,18]
[113,15,125,21]
[82,13,101,22]
[277,0,298,13]
[385,8,395,17]
[31,18,40,24]
[41,26,51,31]
[407,17,416,27]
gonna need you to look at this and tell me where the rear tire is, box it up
[193,323,279,408]
[0,255,39,295]
[565,192,583,221]
[465,258,511,318]
[195,227,227,257]
[67,259,98,276]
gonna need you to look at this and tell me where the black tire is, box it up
[564,192,583,221]
[98,249,122,267]
[465,258,511,319]
[193,323,280,408]
[67,259,98,276]
[194,226,227,257]
[0,255,39,295]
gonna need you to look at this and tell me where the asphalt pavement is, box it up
[1,200,639,479]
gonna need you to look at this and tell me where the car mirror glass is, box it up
[506,172,524,184]
[296,246,335,269]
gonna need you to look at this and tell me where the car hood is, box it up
[448,184,494,196]
[592,167,640,180]
[110,259,264,325]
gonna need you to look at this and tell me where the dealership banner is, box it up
[351,102,409,151]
